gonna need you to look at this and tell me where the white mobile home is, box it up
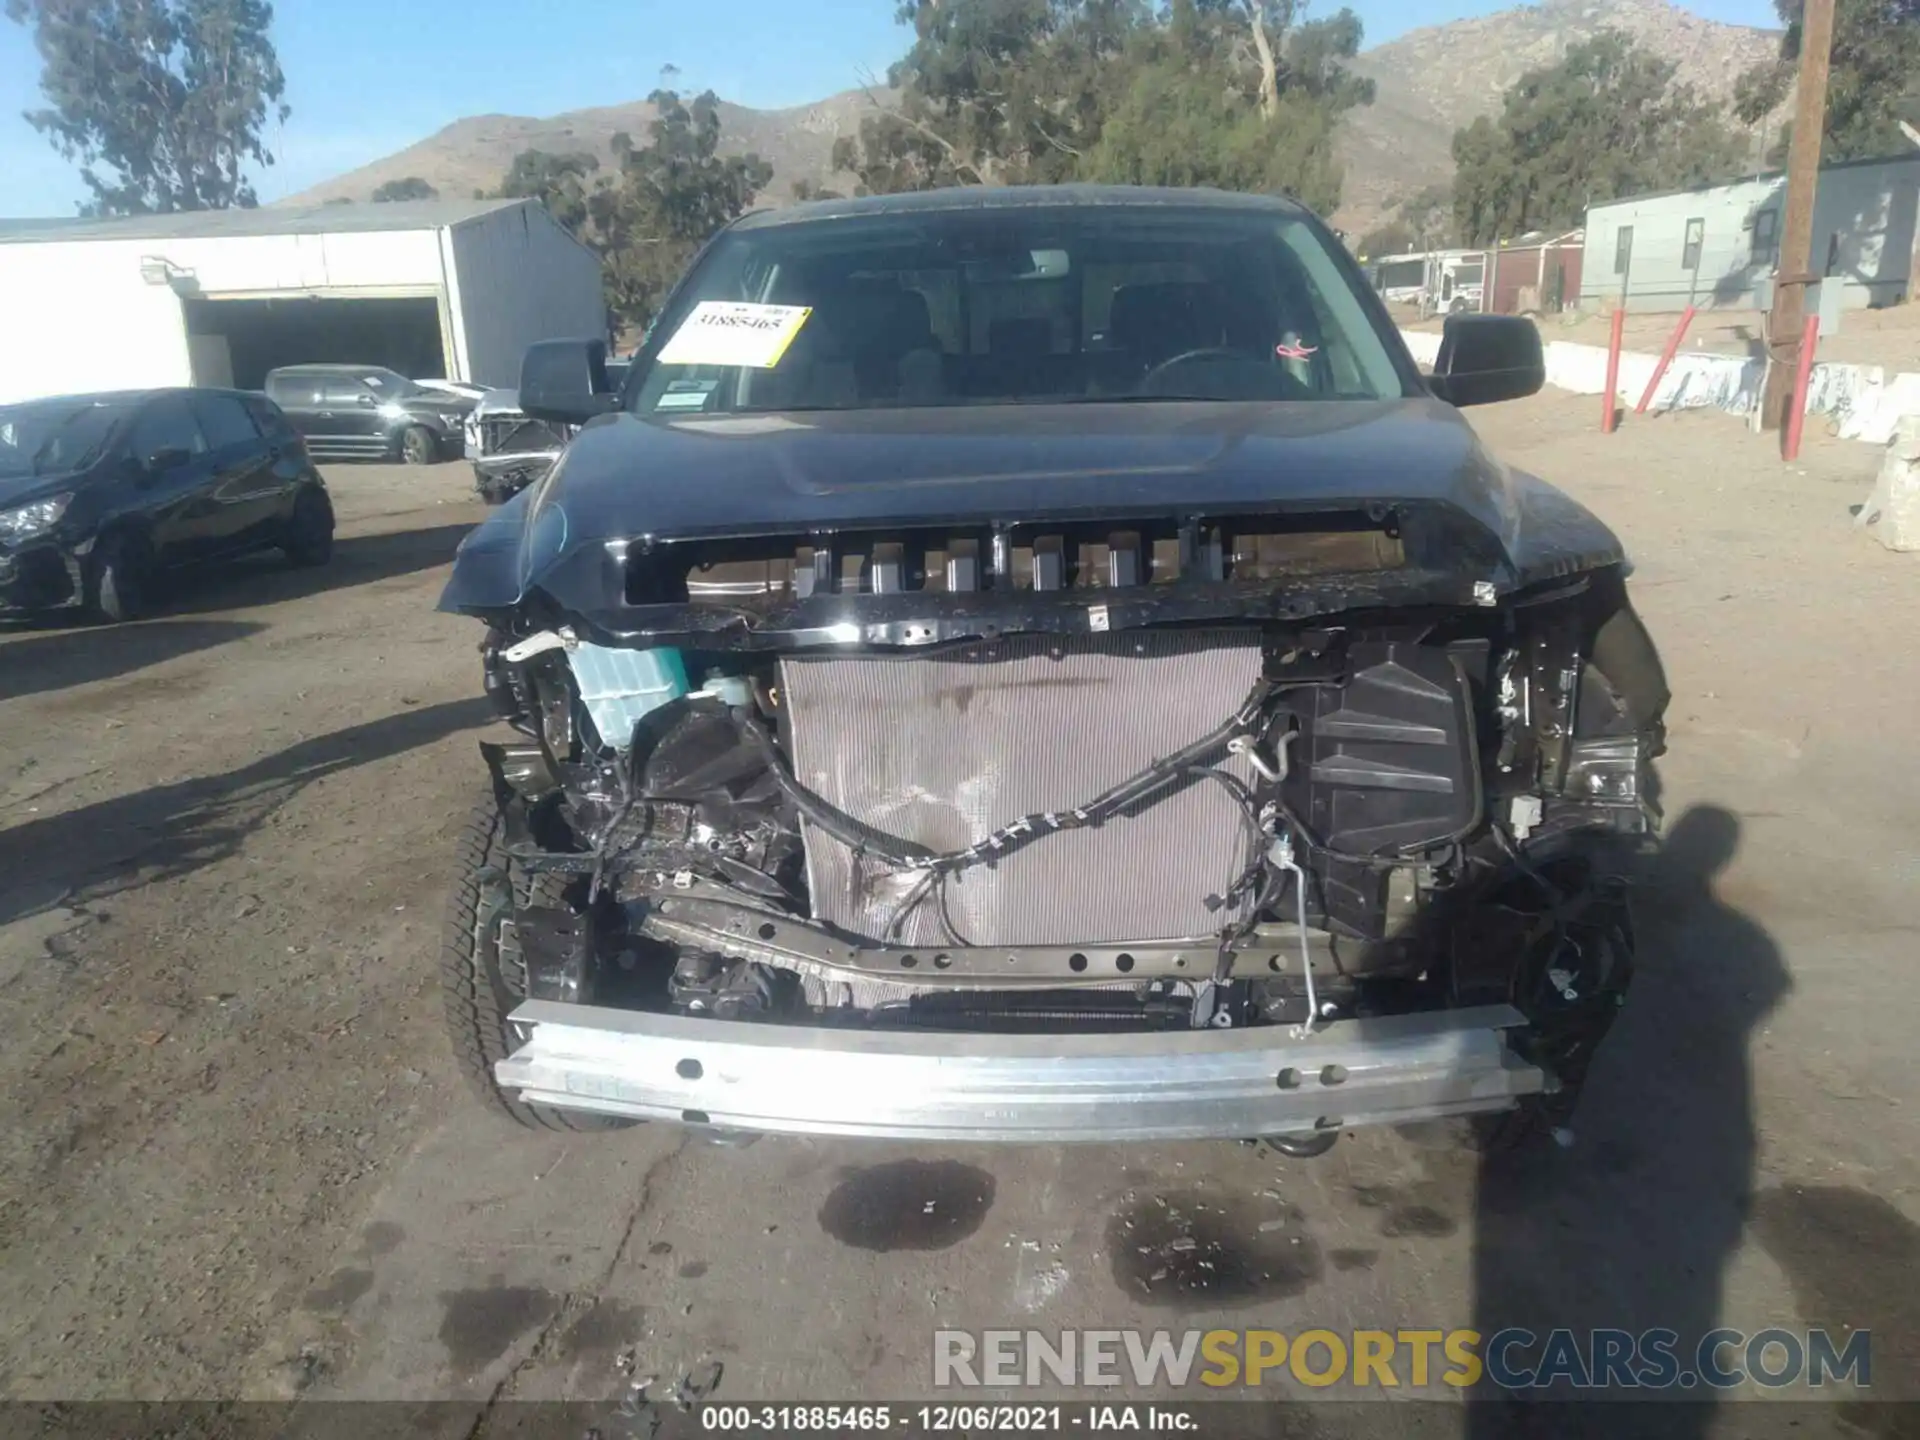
[1580,153,1920,313]
[0,198,605,403]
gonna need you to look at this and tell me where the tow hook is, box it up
[1255,1131,1341,1159]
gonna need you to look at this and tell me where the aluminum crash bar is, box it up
[497,1002,1548,1143]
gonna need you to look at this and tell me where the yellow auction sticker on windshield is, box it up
[656,301,813,369]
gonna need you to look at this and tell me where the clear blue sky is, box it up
[0,0,1780,217]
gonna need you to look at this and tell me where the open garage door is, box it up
[183,294,450,391]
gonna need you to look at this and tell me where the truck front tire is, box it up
[440,796,633,1132]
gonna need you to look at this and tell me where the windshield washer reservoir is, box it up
[568,642,688,750]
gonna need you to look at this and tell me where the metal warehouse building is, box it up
[0,198,605,404]
[1581,153,1920,313]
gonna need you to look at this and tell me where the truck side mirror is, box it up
[1428,314,1545,408]
[521,339,619,426]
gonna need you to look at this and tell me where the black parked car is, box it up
[437,186,1667,1151]
[264,364,475,465]
[0,387,334,622]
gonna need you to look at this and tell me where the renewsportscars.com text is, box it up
[933,1327,1872,1392]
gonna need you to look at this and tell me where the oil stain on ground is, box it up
[438,1286,561,1373]
[1108,1191,1323,1310]
[361,1221,405,1256]
[818,1159,996,1252]
[303,1267,374,1313]
[1350,1182,1460,1240]
[556,1299,646,1368]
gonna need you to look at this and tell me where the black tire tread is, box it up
[401,425,437,466]
[283,487,335,567]
[439,798,628,1132]
[88,530,147,623]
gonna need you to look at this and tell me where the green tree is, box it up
[833,0,1080,192]
[1451,32,1745,244]
[1735,0,1920,163]
[1355,219,1415,259]
[371,175,438,202]
[487,93,770,333]
[1081,0,1366,211]
[491,148,602,236]
[1395,183,1453,249]
[833,0,1370,212]
[6,0,290,214]
[592,90,772,330]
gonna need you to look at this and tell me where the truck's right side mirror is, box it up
[1428,314,1545,408]
[520,339,619,426]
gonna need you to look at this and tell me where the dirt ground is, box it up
[1405,299,1920,372]
[1,399,1916,1432]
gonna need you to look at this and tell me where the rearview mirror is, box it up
[521,339,619,426]
[1428,314,1544,408]
[146,445,192,472]
[356,393,377,409]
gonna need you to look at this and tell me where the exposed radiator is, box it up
[780,633,1262,946]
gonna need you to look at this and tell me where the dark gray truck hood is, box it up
[438,398,1623,646]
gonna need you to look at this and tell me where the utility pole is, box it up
[1759,0,1837,432]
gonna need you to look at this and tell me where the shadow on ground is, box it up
[0,696,491,926]
[154,522,478,615]
[0,618,264,703]
[1466,804,1811,1438]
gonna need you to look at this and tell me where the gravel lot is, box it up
[1,399,1915,1434]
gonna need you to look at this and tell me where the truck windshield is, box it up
[629,206,1409,416]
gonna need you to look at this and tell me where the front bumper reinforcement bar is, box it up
[496,1001,1549,1142]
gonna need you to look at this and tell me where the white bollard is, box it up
[1856,415,1920,553]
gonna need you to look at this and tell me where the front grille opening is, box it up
[636,512,1407,607]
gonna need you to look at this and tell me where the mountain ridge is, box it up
[283,0,1783,234]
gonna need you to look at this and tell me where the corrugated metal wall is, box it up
[449,204,606,388]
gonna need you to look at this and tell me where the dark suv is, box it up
[264,365,474,465]
[0,387,333,622]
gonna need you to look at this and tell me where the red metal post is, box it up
[1635,305,1697,414]
[1783,311,1821,461]
[1602,307,1625,433]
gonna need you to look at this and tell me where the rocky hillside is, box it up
[285,0,1782,234]
[1335,0,1782,233]
[284,90,876,209]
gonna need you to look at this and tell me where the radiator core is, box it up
[780,633,1263,946]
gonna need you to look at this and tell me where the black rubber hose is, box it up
[733,711,940,865]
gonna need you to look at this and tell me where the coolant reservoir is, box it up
[567,642,689,750]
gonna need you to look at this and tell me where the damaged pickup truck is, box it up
[437,186,1667,1150]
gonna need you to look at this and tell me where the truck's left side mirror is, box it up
[520,339,619,425]
[1428,314,1545,408]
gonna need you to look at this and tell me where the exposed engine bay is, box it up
[470,535,1665,1116]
